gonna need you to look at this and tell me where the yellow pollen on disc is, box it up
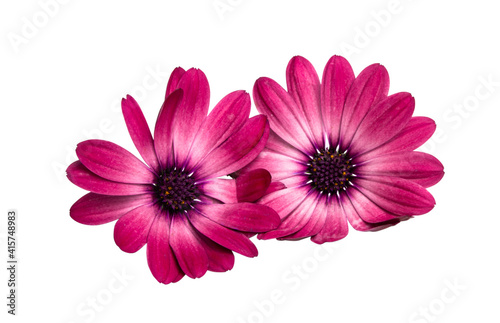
[168,186,172,190]
[313,168,317,172]
[165,192,169,195]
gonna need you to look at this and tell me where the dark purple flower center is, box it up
[155,169,199,213]
[307,148,354,193]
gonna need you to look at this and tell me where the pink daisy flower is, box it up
[242,55,444,243]
[67,67,281,284]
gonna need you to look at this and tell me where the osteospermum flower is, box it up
[242,55,444,243]
[67,67,281,284]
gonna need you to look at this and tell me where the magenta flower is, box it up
[242,55,444,243]
[67,67,281,284]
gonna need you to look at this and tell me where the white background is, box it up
[1,0,499,322]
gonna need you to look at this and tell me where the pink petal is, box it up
[339,64,389,151]
[121,95,160,172]
[283,194,329,240]
[76,140,155,184]
[280,175,309,189]
[195,202,280,232]
[339,192,401,232]
[67,161,151,196]
[146,214,184,284]
[154,89,184,169]
[346,188,400,223]
[196,233,235,273]
[169,215,209,279]
[70,192,153,225]
[349,92,415,156]
[264,182,286,196]
[286,56,324,148]
[186,90,251,171]
[194,115,270,180]
[356,151,444,188]
[353,176,436,216]
[356,116,436,163]
[257,186,311,220]
[254,77,314,153]
[236,169,272,202]
[321,55,355,148]
[311,194,349,243]
[113,203,157,253]
[189,211,258,257]
[259,190,319,240]
[239,149,308,181]
[265,131,309,162]
[172,69,210,168]
[165,67,186,97]
[198,179,238,204]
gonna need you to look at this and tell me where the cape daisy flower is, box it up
[242,55,444,243]
[67,67,280,284]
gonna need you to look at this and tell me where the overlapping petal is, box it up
[147,214,184,284]
[70,193,152,225]
[339,63,389,151]
[194,115,269,180]
[286,56,324,148]
[321,55,355,147]
[254,77,314,153]
[76,140,155,184]
[114,203,157,253]
[67,161,151,196]
[121,95,160,172]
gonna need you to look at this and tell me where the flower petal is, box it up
[349,92,415,156]
[147,214,184,284]
[321,55,355,148]
[169,214,209,279]
[196,233,235,273]
[121,95,160,172]
[311,194,349,243]
[265,131,309,162]
[286,56,324,148]
[165,67,186,97]
[239,149,308,181]
[113,203,157,253]
[76,140,155,184]
[339,192,401,232]
[189,211,258,257]
[339,64,389,151]
[195,202,280,232]
[194,115,269,180]
[257,186,311,220]
[236,169,272,202]
[198,179,238,204]
[356,116,436,163]
[154,89,184,169]
[264,182,287,196]
[346,188,400,223]
[356,151,444,188]
[186,90,251,170]
[172,68,210,168]
[353,176,435,216]
[259,190,319,240]
[283,194,329,240]
[70,193,153,225]
[67,161,151,196]
[254,77,314,153]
